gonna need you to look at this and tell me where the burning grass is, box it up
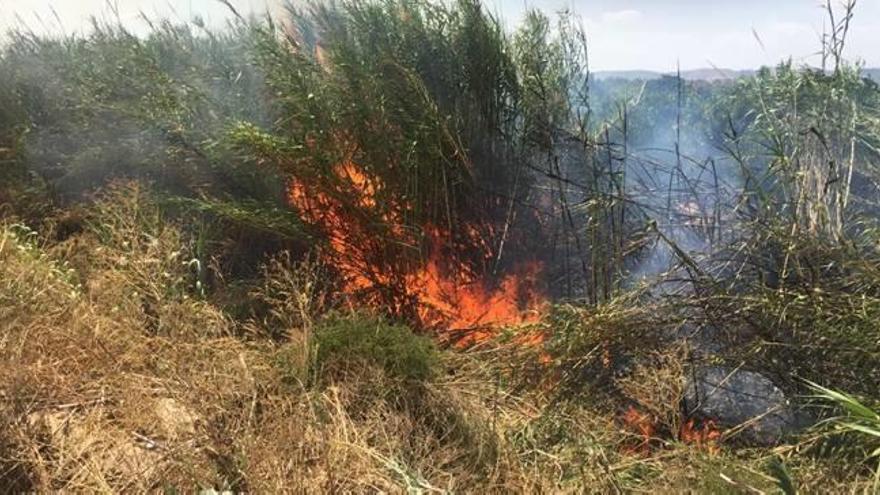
[0,182,873,492]
[284,149,547,340]
[1,0,879,490]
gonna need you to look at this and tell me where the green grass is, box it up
[314,312,438,382]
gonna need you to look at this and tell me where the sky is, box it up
[486,0,880,71]
[0,0,877,72]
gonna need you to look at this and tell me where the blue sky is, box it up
[1,0,877,71]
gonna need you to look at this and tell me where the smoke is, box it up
[595,75,743,286]
[2,0,750,309]
[1,12,282,203]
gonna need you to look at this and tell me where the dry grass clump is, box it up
[243,251,333,341]
[545,292,684,400]
[615,345,689,438]
[0,190,274,489]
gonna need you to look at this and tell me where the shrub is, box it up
[313,313,437,382]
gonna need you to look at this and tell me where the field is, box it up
[1,0,879,492]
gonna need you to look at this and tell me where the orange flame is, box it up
[621,405,656,454]
[620,409,723,455]
[288,158,546,341]
[680,418,721,454]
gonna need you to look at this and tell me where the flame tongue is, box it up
[410,254,544,330]
[680,418,721,454]
[287,158,545,338]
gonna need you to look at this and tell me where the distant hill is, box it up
[591,70,667,81]
[595,67,880,83]
[864,68,880,83]
[593,68,755,82]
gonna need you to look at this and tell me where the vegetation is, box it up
[809,380,880,488]
[1,0,879,491]
[313,312,438,382]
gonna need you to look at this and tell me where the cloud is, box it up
[600,9,642,24]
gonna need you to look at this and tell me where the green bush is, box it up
[314,313,437,382]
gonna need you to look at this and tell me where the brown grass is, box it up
[0,181,874,492]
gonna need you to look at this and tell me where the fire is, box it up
[680,418,721,454]
[620,408,723,455]
[621,405,656,454]
[288,160,396,297]
[410,246,543,328]
[287,156,546,340]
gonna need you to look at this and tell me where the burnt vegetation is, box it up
[1,0,879,491]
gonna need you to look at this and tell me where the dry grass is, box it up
[0,181,875,492]
[0,182,590,491]
[616,345,689,438]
